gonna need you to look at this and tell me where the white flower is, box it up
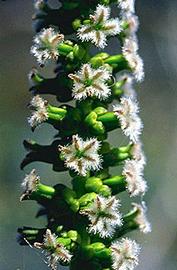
[59,135,102,176]
[130,141,146,169]
[34,0,45,10]
[77,5,121,48]
[34,229,72,270]
[111,238,140,270]
[132,202,151,234]
[122,159,147,197]
[122,37,139,56]
[28,95,48,128]
[113,97,143,143]
[116,72,136,99]
[122,37,144,82]
[31,27,64,65]
[123,50,144,82]
[80,195,122,238]
[121,13,139,35]
[118,0,135,14]
[20,169,40,200]
[69,64,111,100]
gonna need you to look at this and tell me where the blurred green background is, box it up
[1,1,177,269]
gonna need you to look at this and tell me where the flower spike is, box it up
[19,1,151,269]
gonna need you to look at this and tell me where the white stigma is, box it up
[132,202,151,233]
[28,95,48,128]
[80,195,122,238]
[77,5,121,48]
[113,97,143,143]
[122,159,147,197]
[69,64,112,100]
[111,237,140,270]
[31,27,64,65]
[34,229,72,270]
[59,135,102,176]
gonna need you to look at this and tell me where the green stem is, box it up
[103,147,130,167]
[104,54,129,71]
[97,112,119,131]
[37,183,55,196]
[58,43,74,56]
[103,175,126,194]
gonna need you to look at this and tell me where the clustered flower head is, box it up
[34,229,72,270]
[31,27,64,65]
[77,5,121,48]
[111,238,140,270]
[113,97,143,143]
[19,1,151,270]
[80,195,122,238]
[69,64,112,100]
[28,95,48,128]
[59,135,102,176]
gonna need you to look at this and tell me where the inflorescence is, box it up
[18,1,151,270]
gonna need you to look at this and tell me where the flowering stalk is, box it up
[18,1,151,270]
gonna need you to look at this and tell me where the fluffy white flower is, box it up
[69,64,111,100]
[80,195,122,238]
[122,37,139,55]
[130,141,146,169]
[31,27,64,65]
[28,95,48,128]
[122,159,147,197]
[77,5,121,48]
[111,238,140,270]
[118,0,135,14]
[34,229,72,270]
[121,13,139,35]
[34,0,45,10]
[132,202,151,233]
[116,72,136,99]
[20,169,40,200]
[124,51,144,82]
[59,135,102,176]
[113,97,143,143]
